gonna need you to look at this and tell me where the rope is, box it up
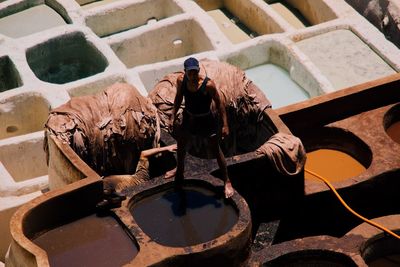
[304,168,400,240]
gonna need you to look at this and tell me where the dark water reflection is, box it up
[131,185,238,247]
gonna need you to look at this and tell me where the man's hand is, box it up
[165,167,176,179]
[221,125,229,139]
[166,143,177,153]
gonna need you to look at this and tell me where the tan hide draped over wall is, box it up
[44,83,160,176]
[149,59,276,158]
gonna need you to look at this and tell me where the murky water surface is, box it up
[33,214,138,267]
[131,185,238,247]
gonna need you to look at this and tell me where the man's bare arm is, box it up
[172,76,184,124]
[207,80,229,137]
[140,144,177,159]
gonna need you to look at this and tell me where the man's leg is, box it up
[165,132,187,182]
[210,135,234,198]
[175,133,187,186]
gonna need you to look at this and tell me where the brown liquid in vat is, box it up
[131,185,238,247]
[305,149,366,183]
[368,254,400,267]
[386,121,400,144]
[33,214,138,267]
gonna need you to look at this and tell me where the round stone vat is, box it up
[263,250,358,267]
[26,32,108,84]
[384,103,400,144]
[6,178,139,267]
[362,233,400,267]
[127,178,252,267]
[301,127,372,183]
[0,56,22,92]
[0,92,50,140]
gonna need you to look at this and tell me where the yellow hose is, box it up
[304,168,400,240]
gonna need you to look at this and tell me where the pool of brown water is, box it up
[130,185,238,247]
[32,214,138,267]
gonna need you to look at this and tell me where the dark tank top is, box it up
[182,75,211,115]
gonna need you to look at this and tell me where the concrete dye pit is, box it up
[263,250,358,267]
[0,93,50,140]
[305,149,366,183]
[268,1,311,29]
[194,0,284,43]
[221,37,331,101]
[362,233,400,267]
[85,0,184,38]
[26,32,108,84]
[295,29,397,90]
[107,18,215,68]
[130,184,238,247]
[266,0,338,28]
[80,0,123,10]
[245,63,310,108]
[0,134,48,184]
[0,4,67,39]
[0,56,22,92]
[300,127,372,184]
[32,214,138,267]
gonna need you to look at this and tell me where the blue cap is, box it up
[184,57,200,71]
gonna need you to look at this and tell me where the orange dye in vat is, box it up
[386,121,400,144]
[305,149,366,183]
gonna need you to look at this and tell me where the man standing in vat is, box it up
[165,57,234,198]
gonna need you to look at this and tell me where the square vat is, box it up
[0,4,67,38]
[245,63,310,108]
[0,93,50,140]
[0,56,22,92]
[224,43,319,108]
[26,32,109,84]
[67,75,127,97]
[194,0,284,43]
[85,0,184,37]
[109,19,215,68]
[295,29,397,90]
[265,0,337,28]
[80,0,122,9]
[0,136,47,183]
